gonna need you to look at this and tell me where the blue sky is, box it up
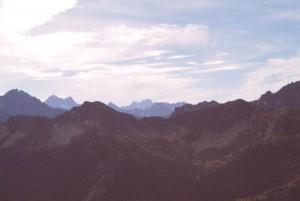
[0,0,300,105]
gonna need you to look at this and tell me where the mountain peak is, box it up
[65,101,118,118]
[3,89,42,105]
[57,101,138,131]
[124,99,153,110]
[5,89,30,97]
[108,100,185,118]
[256,81,300,107]
[44,95,79,110]
[5,89,21,93]
[48,95,59,99]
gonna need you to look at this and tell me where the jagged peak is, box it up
[46,95,75,101]
[65,96,73,101]
[44,95,79,111]
[256,80,300,108]
[4,89,29,96]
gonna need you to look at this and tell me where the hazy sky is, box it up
[0,0,300,105]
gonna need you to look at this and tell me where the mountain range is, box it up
[2,80,300,122]
[108,99,186,118]
[0,81,300,200]
[171,80,300,117]
[44,95,80,110]
[0,89,66,122]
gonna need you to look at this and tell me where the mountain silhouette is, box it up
[0,89,66,122]
[44,95,80,110]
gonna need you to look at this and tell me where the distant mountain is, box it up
[108,100,185,118]
[171,100,219,117]
[1,96,300,201]
[0,89,66,122]
[123,99,153,110]
[255,80,300,108]
[107,102,120,111]
[44,95,80,110]
[147,103,175,117]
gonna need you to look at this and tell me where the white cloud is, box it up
[95,24,210,47]
[0,0,77,35]
[0,0,85,68]
[186,62,198,66]
[1,32,92,64]
[28,71,64,80]
[143,50,172,57]
[146,24,210,46]
[196,66,242,73]
[167,55,194,60]
[201,60,227,65]
[83,0,223,17]
[0,23,209,68]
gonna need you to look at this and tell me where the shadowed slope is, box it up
[0,96,300,201]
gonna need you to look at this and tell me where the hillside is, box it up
[1,90,300,201]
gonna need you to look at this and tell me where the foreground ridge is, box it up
[0,81,300,201]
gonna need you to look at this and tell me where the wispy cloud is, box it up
[81,0,224,17]
[186,62,198,66]
[143,50,173,57]
[201,60,227,65]
[167,55,194,60]
[196,65,243,73]
[0,23,210,67]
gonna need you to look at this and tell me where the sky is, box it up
[0,0,300,105]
